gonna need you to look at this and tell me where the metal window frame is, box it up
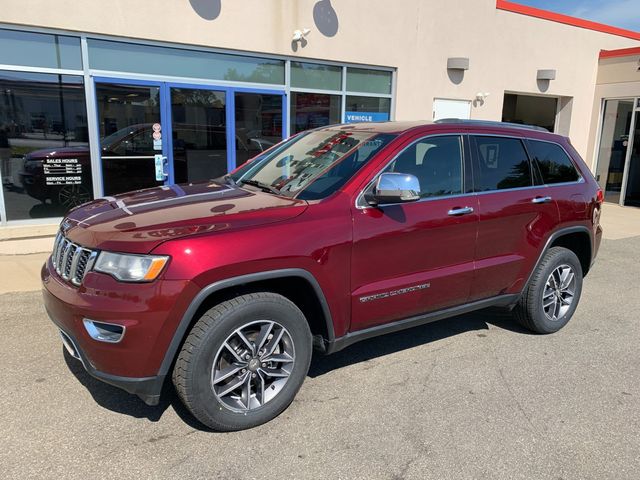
[0,21,397,225]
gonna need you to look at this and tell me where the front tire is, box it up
[514,247,583,334]
[172,292,312,431]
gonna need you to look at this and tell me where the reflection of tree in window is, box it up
[496,161,532,189]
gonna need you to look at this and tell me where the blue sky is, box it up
[515,0,640,31]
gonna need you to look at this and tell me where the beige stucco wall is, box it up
[1,0,638,159]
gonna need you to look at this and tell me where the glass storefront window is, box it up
[0,29,82,70]
[235,92,283,166]
[346,68,392,95]
[290,92,341,134]
[171,88,227,183]
[291,62,341,91]
[345,96,391,123]
[88,39,285,85]
[0,71,92,221]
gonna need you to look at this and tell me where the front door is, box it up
[95,81,168,196]
[350,134,478,331]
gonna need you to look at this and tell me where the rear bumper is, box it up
[51,319,164,405]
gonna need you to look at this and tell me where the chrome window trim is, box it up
[355,133,467,210]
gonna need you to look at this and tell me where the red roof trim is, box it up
[496,0,640,41]
[600,46,640,59]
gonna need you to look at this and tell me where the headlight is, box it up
[93,252,169,282]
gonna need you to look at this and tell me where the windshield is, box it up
[229,129,396,200]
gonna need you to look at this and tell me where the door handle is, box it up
[447,206,474,216]
[154,154,169,181]
[531,196,552,204]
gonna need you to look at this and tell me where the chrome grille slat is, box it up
[50,231,96,287]
[60,241,73,278]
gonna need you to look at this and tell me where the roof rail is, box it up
[434,118,549,132]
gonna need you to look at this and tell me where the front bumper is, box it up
[42,257,199,405]
[51,318,164,405]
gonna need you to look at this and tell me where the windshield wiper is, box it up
[221,174,237,187]
[240,179,282,195]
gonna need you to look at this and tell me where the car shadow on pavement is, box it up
[63,349,212,431]
[62,307,530,431]
[308,307,532,377]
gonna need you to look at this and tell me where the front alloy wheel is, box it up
[212,320,295,411]
[173,292,312,431]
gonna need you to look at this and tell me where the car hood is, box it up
[62,182,308,253]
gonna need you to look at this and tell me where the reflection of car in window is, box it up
[18,123,275,209]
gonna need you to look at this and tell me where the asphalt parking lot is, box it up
[2,236,639,480]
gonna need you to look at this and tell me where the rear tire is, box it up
[514,247,583,334]
[172,292,312,431]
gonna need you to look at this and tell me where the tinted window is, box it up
[528,140,580,184]
[384,135,463,198]
[473,136,532,191]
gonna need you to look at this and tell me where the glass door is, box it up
[623,110,640,207]
[595,99,634,204]
[95,80,168,196]
[95,80,285,196]
[168,86,228,184]
[234,91,285,165]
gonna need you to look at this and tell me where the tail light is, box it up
[596,188,604,205]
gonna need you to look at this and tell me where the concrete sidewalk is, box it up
[0,203,638,294]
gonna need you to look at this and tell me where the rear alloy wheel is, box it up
[542,264,577,321]
[173,292,312,431]
[514,247,583,334]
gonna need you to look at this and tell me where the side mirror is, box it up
[365,172,421,205]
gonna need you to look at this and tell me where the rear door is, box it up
[469,134,560,301]
[350,133,479,331]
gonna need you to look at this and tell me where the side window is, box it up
[384,135,463,198]
[527,140,581,184]
[472,136,532,191]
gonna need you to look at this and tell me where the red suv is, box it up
[42,120,603,431]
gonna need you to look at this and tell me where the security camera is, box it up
[292,28,311,42]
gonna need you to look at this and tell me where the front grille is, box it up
[51,232,97,286]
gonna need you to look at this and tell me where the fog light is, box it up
[83,319,125,343]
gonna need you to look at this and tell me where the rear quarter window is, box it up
[527,140,580,184]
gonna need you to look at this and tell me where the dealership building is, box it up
[0,0,639,240]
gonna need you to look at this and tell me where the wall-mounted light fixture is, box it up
[475,92,490,102]
[447,57,470,71]
[537,69,556,81]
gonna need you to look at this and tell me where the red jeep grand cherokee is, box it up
[42,120,603,431]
